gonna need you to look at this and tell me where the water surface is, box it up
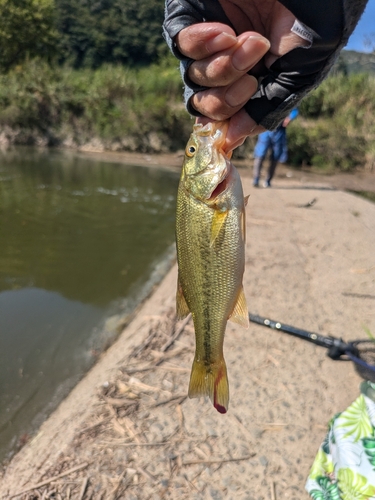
[0,147,178,460]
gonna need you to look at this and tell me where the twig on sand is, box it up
[176,404,185,434]
[149,394,187,408]
[183,473,200,492]
[77,416,111,436]
[271,481,277,500]
[121,416,142,443]
[160,315,191,352]
[97,440,167,447]
[124,364,190,374]
[182,455,255,466]
[109,470,126,500]
[77,477,89,500]
[137,466,157,482]
[128,377,169,394]
[130,330,158,358]
[9,462,89,498]
[151,346,188,361]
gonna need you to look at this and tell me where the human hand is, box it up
[282,116,292,127]
[164,0,366,153]
[175,3,308,152]
[176,23,269,151]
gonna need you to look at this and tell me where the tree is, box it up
[55,0,168,68]
[0,0,58,71]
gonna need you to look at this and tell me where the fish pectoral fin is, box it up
[228,286,249,328]
[176,278,190,319]
[210,210,228,247]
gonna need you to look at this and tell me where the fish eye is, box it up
[186,145,196,157]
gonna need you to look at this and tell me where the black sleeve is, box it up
[163,0,368,130]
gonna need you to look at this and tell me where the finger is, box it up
[265,30,311,68]
[224,109,265,153]
[196,109,264,154]
[176,23,237,60]
[191,74,258,121]
[264,3,311,68]
[188,33,270,88]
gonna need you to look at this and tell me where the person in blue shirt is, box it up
[253,108,299,188]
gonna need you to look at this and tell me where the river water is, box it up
[0,147,179,461]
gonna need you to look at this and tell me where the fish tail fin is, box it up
[188,357,229,414]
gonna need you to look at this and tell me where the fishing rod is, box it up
[249,313,375,381]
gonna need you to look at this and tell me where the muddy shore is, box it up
[1,154,375,499]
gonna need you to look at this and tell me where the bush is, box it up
[288,73,375,171]
[0,59,190,151]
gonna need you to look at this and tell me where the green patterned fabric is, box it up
[306,382,375,500]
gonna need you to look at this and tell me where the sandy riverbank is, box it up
[73,148,375,192]
[1,161,375,499]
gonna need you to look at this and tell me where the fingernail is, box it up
[225,76,258,107]
[232,36,270,71]
[206,32,237,53]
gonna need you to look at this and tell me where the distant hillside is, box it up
[339,50,375,74]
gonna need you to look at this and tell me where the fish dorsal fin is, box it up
[228,286,249,328]
[176,277,190,319]
[210,210,228,247]
[244,195,250,207]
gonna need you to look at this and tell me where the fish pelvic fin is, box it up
[228,286,249,328]
[188,357,229,414]
[176,277,190,319]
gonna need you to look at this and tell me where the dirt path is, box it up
[1,169,375,499]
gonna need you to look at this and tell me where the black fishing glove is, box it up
[163,0,368,129]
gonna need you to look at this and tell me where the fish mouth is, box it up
[209,176,228,200]
[208,160,231,200]
[194,121,229,151]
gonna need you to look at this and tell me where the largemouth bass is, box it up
[176,121,249,414]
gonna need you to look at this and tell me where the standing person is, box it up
[253,108,299,188]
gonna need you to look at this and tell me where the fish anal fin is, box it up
[176,278,190,319]
[188,357,229,414]
[228,286,249,328]
[210,210,228,247]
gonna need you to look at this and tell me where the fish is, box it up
[175,121,249,414]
